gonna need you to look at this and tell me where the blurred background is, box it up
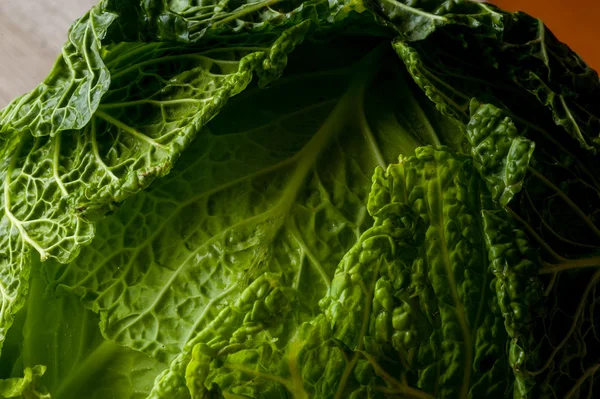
[0,0,598,108]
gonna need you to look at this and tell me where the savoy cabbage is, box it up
[0,0,600,398]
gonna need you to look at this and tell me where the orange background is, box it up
[493,0,600,71]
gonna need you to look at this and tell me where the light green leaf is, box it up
[47,34,541,394]
[46,37,457,398]
[365,146,529,398]
[0,366,49,399]
[0,266,166,399]
[3,1,598,397]
[0,5,117,137]
[177,146,541,398]
[50,38,400,361]
[0,20,309,356]
[465,99,535,206]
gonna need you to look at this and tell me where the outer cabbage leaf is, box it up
[0,0,362,138]
[0,17,311,356]
[0,5,117,138]
[376,0,600,152]
[46,38,463,398]
[369,0,508,42]
[2,0,600,398]
[179,146,540,399]
[0,266,165,399]
[0,366,49,399]
[465,100,535,206]
[378,2,600,396]
[102,0,367,43]
[0,0,382,357]
[393,40,537,208]
[47,33,541,396]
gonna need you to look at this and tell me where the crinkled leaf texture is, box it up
[387,2,600,397]
[48,35,538,397]
[0,9,315,355]
[1,0,600,398]
[48,37,456,396]
[179,146,540,399]
[0,5,117,138]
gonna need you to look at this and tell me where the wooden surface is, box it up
[0,0,97,107]
[0,1,598,108]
